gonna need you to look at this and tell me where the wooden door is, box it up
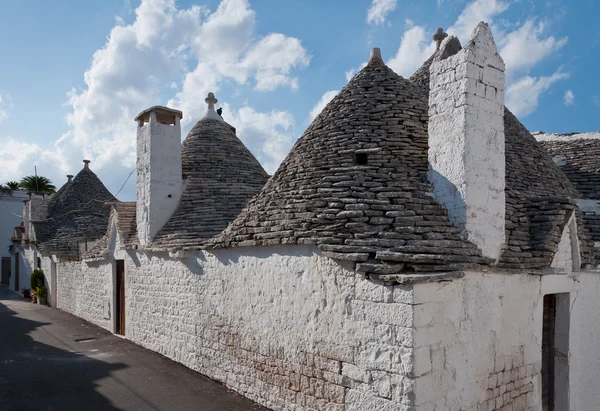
[115,260,125,335]
[1,257,10,285]
[542,294,556,411]
[14,253,19,291]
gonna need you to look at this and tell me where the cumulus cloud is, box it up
[564,89,575,106]
[0,94,12,123]
[387,26,435,78]
[309,90,339,121]
[505,71,569,117]
[0,0,309,199]
[384,0,568,117]
[499,20,567,76]
[366,0,397,26]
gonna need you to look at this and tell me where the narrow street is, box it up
[0,286,268,411]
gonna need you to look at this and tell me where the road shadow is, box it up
[0,296,127,411]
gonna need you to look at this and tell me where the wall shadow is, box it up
[0,297,127,411]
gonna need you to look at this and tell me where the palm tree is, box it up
[6,181,20,190]
[19,176,56,195]
[0,184,13,195]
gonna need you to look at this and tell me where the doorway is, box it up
[115,260,125,335]
[542,293,570,411]
[1,257,10,285]
[14,253,19,291]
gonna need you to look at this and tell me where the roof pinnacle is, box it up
[369,47,382,64]
[433,28,448,51]
[200,92,224,121]
[205,92,218,110]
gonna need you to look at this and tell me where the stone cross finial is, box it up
[433,28,448,51]
[205,92,218,110]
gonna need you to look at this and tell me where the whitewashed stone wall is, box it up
[55,245,419,410]
[55,258,113,331]
[50,244,600,410]
[428,23,506,260]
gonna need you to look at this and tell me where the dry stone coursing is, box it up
[212,52,488,276]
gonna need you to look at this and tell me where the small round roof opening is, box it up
[135,106,183,127]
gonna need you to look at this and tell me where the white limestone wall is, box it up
[54,245,419,411]
[411,271,600,411]
[136,112,183,246]
[428,22,506,260]
[570,271,600,410]
[55,259,113,331]
[0,192,27,262]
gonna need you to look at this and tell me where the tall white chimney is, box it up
[428,22,506,260]
[135,106,183,247]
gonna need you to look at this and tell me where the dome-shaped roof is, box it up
[212,51,486,274]
[48,163,116,216]
[34,161,116,259]
[151,115,269,250]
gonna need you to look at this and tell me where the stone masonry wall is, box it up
[124,245,417,411]
[411,272,551,410]
[56,245,420,410]
[55,258,113,331]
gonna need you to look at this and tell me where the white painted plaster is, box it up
[428,22,506,260]
[551,214,579,272]
[136,109,183,246]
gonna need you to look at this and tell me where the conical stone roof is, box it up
[212,50,487,275]
[34,162,116,259]
[150,113,269,250]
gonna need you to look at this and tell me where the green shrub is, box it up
[36,286,47,298]
[30,268,45,289]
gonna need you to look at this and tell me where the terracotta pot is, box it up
[32,295,38,304]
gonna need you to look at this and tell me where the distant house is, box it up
[10,22,600,411]
[1,190,28,287]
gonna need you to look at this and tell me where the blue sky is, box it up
[1,0,598,200]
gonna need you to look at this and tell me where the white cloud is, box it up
[447,0,509,44]
[309,90,339,121]
[384,0,568,118]
[345,62,367,82]
[499,20,567,76]
[0,0,309,200]
[366,0,397,26]
[505,71,569,117]
[564,89,574,106]
[221,103,296,174]
[387,26,435,78]
[0,94,12,123]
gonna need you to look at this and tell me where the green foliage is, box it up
[30,268,45,289]
[0,184,12,195]
[36,286,47,298]
[19,175,56,195]
[6,181,20,190]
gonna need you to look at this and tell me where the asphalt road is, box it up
[0,286,269,411]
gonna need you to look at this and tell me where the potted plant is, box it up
[21,288,31,298]
[36,286,47,305]
[30,268,45,303]
[24,239,30,246]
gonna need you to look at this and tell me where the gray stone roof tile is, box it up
[149,118,269,250]
[210,54,488,274]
